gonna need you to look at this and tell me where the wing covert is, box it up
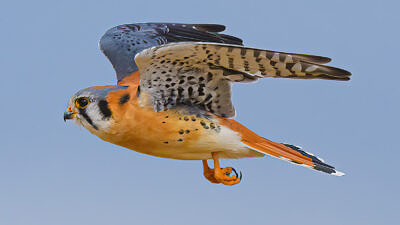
[99,23,243,83]
[135,42,351,118]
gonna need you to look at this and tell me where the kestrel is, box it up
[64,23,351,185]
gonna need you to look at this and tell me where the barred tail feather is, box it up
[246,140,344,176]
[219,118,345,176]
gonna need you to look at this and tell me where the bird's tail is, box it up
[219,118,345,176]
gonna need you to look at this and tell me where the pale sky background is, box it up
[1,0,399,224]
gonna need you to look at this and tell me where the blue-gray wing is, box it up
[99,23,243,83]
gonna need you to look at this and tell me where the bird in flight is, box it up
[64,23,350,185]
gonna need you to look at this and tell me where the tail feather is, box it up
[282,144,344,176]
[219,118,345,176]
[245,139,345,176]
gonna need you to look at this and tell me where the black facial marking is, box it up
[119,94,130,104]
[98,100,112,119]
[79,108,98,130]
[136,85,141,97]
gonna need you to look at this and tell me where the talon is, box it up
[203,152,243,185]
[232,167,238,178]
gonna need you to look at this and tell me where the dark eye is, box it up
[75,97,90,109]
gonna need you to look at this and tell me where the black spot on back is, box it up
[119,94,130,104]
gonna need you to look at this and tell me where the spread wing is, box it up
[135,42,351,118]
[99,23,243,83]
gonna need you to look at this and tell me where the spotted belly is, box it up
[100,108,262,160]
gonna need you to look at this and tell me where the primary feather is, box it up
[134,42,351,118]
[99,23,243,82]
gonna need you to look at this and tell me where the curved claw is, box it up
[239,171,242,181]
[232,167,238,178]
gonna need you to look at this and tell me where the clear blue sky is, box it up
[1,0,399,224]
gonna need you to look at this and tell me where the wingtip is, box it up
[317,66,352,81]
[193,24,226,32]
[312,56,332,64]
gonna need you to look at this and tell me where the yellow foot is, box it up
[214,166,242,185]
[202,153,242,185]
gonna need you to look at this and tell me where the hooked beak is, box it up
[64,106,75,122]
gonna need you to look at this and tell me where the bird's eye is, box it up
[75,97,90,109]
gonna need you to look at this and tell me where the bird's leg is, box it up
[202,152,242,185]
[202,160,219,183]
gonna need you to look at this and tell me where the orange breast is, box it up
[98,86,226,159]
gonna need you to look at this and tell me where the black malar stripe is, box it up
[79,108,98,130]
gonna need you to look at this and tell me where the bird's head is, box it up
[64,86,127,133]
